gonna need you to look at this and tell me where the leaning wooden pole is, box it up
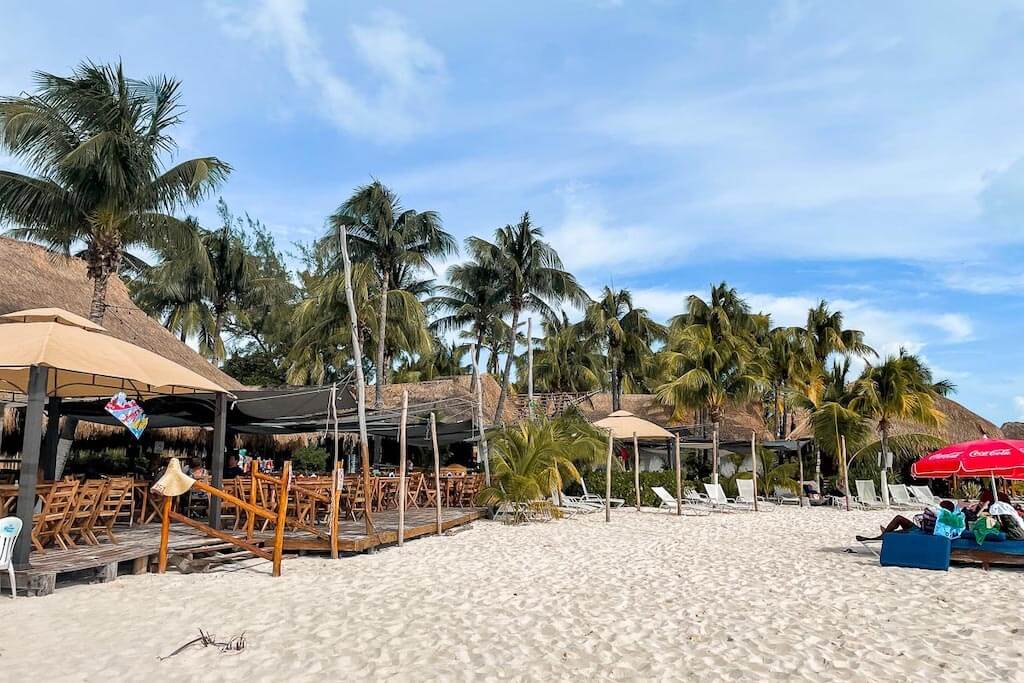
[157,495,172,574]
[272,461,291,578]
[633,432,641,511]
[750,430,759,512]
[674,434,682,516]
[526,317,534,419]
[430,413,443,535]
[841,435,851,512]
[605,432,613,523]
[246,458,258,540]
[712,423,720,485]
[397,391,409,547]
[470,346,491,486]
[338,223,376,542]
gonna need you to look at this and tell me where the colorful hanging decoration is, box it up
[105,392,149,440]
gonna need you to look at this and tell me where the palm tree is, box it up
[530,311,605,393]
[582,286,665,411]
[848,349,953,505]
[468,212,588,422]
[393,337,466,383]
[761,325,812,438]
[806,300,874,364]
[327,181,455,407]
[430,256,507,379]
[0,61,230,323]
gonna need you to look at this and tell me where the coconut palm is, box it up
[806,300,874,364]
[392,337,466,383]
[326,181,455,407]
[530,312,605,393]
[761,325,813,438]
[0,61,229,323]
[468,212,589,422]
[430,256,507,378]
[582,286,665,411]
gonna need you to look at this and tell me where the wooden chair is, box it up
[90,478,134,544]
[421,474,439,508]
[32,480,79,551]
[460,476,481,507]
[58,479,108,547]
[404,473,424,509]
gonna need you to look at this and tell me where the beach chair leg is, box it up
[8,565,15,599]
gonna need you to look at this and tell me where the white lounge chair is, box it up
[704,483,751,511]
[652,486,710,516]
[772,486,801,505]
[0,516,23,598]
[550,486,602,514]
[887,484,922,510]
[909,485,942,507]
[855,480,886,509]
[736,479,773,509]
[581,478,624,508]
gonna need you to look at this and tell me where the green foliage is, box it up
[575,469,693,508]
[291,446,328,473]
[66,448,129,476]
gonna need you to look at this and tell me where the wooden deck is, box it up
[256,507,488,552]
[4,506,486,596]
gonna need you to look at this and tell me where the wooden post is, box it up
[633,432,641,511]
[430,413,442,535]
[329,383,340,559]
[712,424,720,485]
[674,434,682,516]
[470,347,491,486]
[397,391,409,547]
[157,494,172,574]
[605,433,613,523]
[841,435,850,512]
[526,317,533,419]
[272,461,291,577]
[13,365,47,568]
[246,459,258,540]
[209,392,228,529]
[798,446,806,507]
[750,430,759,512]
[338,224,375,542]
[41,396,60,480]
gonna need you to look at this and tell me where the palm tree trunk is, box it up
[374,270,390,409]
[610,352,621,413]
[879,423,891,507]
[89,269,111,324]
[471,330,485,386]
[494,308,520,423]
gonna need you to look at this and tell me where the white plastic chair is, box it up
[909,485,942,507]
[736,479,773,508]
[652,486,710,516]
[855,480,885,509]
[704,483,751,511]
[580,478,624,508]
[887,484,921,510]
[0,516,23,599]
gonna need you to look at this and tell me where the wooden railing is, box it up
[157,461,292,577]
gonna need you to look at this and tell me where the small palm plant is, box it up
[478,414,604,523]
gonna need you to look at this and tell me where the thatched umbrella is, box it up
[0,308,231,567]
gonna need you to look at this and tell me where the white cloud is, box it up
[209,1,445,141]
[1014,396,1024,422]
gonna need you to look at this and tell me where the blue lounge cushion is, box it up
[880,532,951,571]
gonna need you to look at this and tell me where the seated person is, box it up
[190,457,208,480]
[856,500,955,541]
[223,454,245,479]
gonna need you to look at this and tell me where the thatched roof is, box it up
[377,374,517,425]
[789,395,1003,444]
[1002,422,1024,440]
[577,393,773,441]
[0,238,243,392]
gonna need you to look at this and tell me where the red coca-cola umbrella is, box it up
[912,439,1024,498]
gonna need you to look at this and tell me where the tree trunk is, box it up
[879,423,891,507]
[493,308,520,424]
[374,270,390,409]
[89,269,111,324]
[610,352,621,413]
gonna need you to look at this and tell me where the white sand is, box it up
[3,507,1023,681]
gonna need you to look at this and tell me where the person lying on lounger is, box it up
[855,500,956,542]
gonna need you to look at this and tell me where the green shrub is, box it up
[291,446,328,473]
[572,470,693,507]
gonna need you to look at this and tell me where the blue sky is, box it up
[4,1,1024,424]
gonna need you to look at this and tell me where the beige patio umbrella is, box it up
[593,410,674,513]
[2,308,231,568]
[0,308,227,397]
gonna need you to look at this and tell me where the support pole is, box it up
[41,396,60,480]
[13,365,47,568]
[338,223,376,542]
[712,424,720,485]
[841,435,850,512]
[397,391,408,547]
[209,391,227,529]
[157,494,172,574]
[605,433,613,523]
[750,431,759,512]
[430,413,442,535]
[674,434,682,516]
[272,461,291,577]
[527,317,533,419]
[470,347,491,486]
[798,446,806,507]
[329,384,340,559]
[633,432,641,511]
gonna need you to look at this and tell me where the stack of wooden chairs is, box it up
[29,477,135,552]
